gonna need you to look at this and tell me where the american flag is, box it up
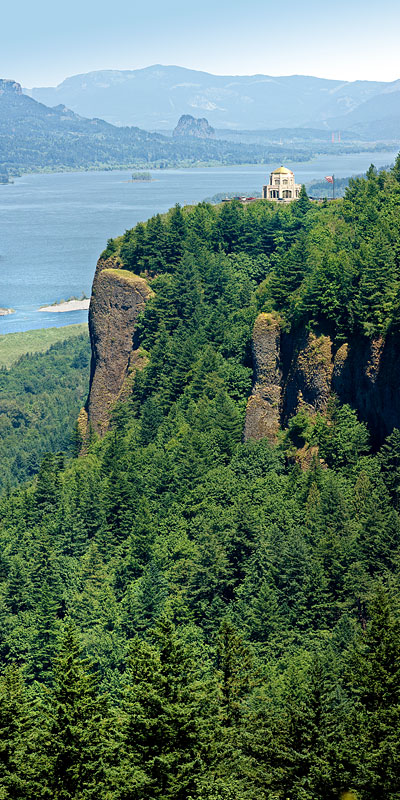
[325,176,334,184]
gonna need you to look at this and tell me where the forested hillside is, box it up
[1,160,400,798]
[0,332,90,491]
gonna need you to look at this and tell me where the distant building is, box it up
[262,166,301,201]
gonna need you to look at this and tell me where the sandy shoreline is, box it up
[38,299,90,313]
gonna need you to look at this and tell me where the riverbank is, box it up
[38,299,90,313]
[0,323,88,368]
[3,140,399,181]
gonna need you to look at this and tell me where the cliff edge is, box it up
[245,317,400,448]
[85,258,153,436]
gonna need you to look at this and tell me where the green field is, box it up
[0,323,88,368]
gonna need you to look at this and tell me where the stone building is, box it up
[262,166,301,201]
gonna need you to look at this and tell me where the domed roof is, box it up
[271,166,293,174]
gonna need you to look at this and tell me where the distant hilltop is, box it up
[0,79,22,95]
[25,65,400,137]
[173,114,215,139]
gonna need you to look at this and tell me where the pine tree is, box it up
[346,586,400,798]
[268,229,309,313]
[216,620,253,729]
[43,620,113,800]
[29,581,60,683]
[0,667,37,799]
[294,184,312,216]
[216,201,243,253]
[379,427,400,509]
[145,214,168,275]
[120,613,211,800]
[167,204,186,268]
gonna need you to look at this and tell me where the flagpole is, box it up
[333,174,335,200]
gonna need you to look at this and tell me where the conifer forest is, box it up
[2,160,400,799]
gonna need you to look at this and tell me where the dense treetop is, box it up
[106,156,400,341]
[0,332,90,492]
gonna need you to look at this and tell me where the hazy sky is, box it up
[2,0,400,87]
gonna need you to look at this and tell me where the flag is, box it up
[325,176,334,184]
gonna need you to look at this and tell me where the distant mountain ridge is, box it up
[0,79,293,174]
[25,65,400,135]
[0,79,171,173]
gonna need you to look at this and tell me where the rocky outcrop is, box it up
[85,258,153,436]
[332,334,400,445]
[244,313,282,443]
[173,114,215,139]
[282,331,334,422]
[245,317,400,448]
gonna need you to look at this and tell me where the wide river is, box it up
[0,151,398,334]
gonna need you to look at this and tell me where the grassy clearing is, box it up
[0,323,89,368]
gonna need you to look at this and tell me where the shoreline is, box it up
[5,143,399,182]
[37,299,90,313]
[0,323,88,368]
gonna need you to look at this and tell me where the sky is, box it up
[2,0,400,87]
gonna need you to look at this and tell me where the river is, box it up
[0,151,398,334]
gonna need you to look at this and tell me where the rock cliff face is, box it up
[85,258,400,447]
[85,258,153,436]
[243,314,281,443]
[332,334,400,445]
[244,315,400,447]
[282,331,334,423]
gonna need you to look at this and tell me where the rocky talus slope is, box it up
[245,314,400,447]
[83,258,153,436]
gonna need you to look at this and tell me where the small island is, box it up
[131,171,152,181]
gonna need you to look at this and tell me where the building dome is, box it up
[262,166,301,202]
[271,166,293,174]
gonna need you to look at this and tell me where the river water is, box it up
[0,151,398,334]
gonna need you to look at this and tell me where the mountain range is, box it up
[0,79,283,175]
[26,64,400,136]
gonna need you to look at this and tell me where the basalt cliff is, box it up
[84,281,400,449]
[173,114,215,139]
[81,181,400,453]
[244,313,400,448]
[81,258,153,437]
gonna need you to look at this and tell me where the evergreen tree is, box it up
[0,667,37,799]
[294,184,312,216]
[43,621,113,800]
[120,613,211,800]
[346,586,400,798]
[167,205,186,268]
